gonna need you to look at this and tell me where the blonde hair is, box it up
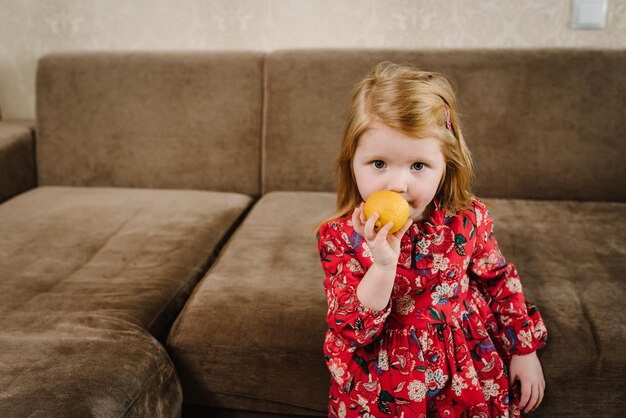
[314,61,475,234]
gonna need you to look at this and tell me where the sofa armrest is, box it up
[0,120,36,204]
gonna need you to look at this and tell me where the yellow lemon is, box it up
[363,190,410,234]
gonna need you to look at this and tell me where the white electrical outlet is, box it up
[572,0,608,29]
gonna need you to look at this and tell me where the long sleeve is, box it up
[318,220,392,348]
[467,201,548,357]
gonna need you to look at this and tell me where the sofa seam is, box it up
[155,199,256,333]
[164,197,259,347]
[145,200,251,337]
[260,52,268,197]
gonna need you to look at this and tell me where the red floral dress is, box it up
[317,197,548,418]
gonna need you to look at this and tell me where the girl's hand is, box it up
[509,351,545,414]
[352,202,412,271]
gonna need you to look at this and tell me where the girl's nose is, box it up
[387,173,408,193]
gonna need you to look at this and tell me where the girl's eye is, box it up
[372,160,386,169]
[412,162,425,171]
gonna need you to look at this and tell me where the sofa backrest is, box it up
[263,49,626,201]
[36,52,264,196]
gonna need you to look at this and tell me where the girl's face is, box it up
[352,121,446,222]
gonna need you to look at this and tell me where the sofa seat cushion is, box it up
[0,186,252,341]
[481,198,626,416]
[0,185,252,417]
[166,191,333,416]
[167,192,625,416]
[0,312,182,417]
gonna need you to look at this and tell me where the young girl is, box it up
[316,62,548,417]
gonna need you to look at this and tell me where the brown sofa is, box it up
[0,49,624,417]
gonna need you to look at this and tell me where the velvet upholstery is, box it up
[167,192,333,416]
[263,49,626,201]
[0,312,183,417]
[0,186,253,416]
[481,199,626,416]
[36,52,264,196]
[0,186,252,338]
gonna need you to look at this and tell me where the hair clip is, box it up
[444,104,452,130]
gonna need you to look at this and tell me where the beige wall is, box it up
[1,0,624,119]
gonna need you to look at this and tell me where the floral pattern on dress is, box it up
[318,197,548,417]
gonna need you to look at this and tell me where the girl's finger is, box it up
[360,202,366,223]
[375,222,393,243]
[352,207,364,235]
[364,212,379,240]
[519,381,530,411]
[524,384,538,413]
[533,380,546,411]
